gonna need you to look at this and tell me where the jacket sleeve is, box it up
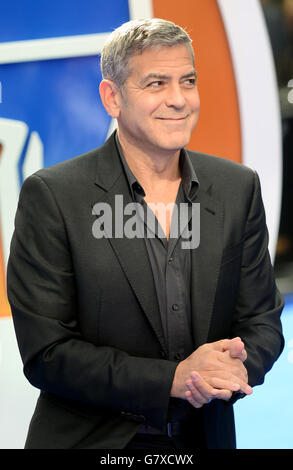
[230,171,284,387]
[7,174,177,429]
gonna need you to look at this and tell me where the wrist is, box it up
[170,361,184,398]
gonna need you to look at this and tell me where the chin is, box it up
[162,135,191,151]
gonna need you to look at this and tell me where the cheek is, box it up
[141,95,164,115]
[191,92,200,113]
[194,91,200,111]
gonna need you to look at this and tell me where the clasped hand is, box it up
[171,337,253,408]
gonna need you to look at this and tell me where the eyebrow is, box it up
[140,70,197,86]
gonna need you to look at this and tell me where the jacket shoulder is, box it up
[186,149,256,192]
[28,133,117,192]
[33,147,100,186]
[187,149,255,178]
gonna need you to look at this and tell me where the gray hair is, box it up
[100,18,194,88]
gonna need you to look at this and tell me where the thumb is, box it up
[209,338,233,352]
[210,337,246,358]
[226,337,247,361]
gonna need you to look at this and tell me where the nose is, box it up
[165,83,186,109]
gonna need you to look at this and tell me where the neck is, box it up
[117,130,181,192]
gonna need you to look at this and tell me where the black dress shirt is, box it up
[115,133,200,423]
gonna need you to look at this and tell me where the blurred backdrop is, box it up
[263,0,293,291]
[0,0,292,449]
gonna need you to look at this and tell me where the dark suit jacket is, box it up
[7,132,284,449]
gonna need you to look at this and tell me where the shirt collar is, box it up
[115,131,199,202]
[179,147,199,201]
[115,132,145,200]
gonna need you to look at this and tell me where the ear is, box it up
[99,79,122,119]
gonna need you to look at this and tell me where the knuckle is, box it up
[219,391,232,401]
[210,390,218,399]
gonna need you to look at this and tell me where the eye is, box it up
[184,78,197,86]
[147,80,164,88]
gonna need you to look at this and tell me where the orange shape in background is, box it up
[152,0,242,163]
[0,139,11,315]
[0,221,11,317]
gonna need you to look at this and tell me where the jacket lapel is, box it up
[189,171,223,348]
[92,134,167,354]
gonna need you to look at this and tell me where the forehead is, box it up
[127,44,195,80]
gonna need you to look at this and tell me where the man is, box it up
[7,18,284,450]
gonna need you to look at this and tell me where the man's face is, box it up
[116,44,200,155]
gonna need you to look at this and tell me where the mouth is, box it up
[156,116,188,121]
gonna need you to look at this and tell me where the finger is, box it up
[189,371,220,401]
[230,348,247,362]
[229,338,247,362]
[219,373,252,395]
[216,371,252,395]
[209,337,245,353]
[185,372,215,404]
[185,375,207,408]
[209,338,231,352]
[220,351,248,380]
[186,376,233,404]
[207,376,243,393]
[212,389,233,401]
[221,336,244,356]
[209,338,247,364]
[198,369,253,396]
[229,339,246,360]
[185,375,209,405]
[207,374,252,395]
[185,389,205,408]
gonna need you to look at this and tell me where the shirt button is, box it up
[172,303,179,311]
[168,257,174,263]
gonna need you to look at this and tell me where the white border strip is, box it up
[0,32,110,64]
[217,0,282,259]
[106,0,154,137]
[0,0,154,65]
[128,0,153,19]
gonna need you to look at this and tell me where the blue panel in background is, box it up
[0,1,130,183]
[235,293,293,449]
[0,0,129,41]
[0,56,111,179]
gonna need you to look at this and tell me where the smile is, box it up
[156,116,188,121]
